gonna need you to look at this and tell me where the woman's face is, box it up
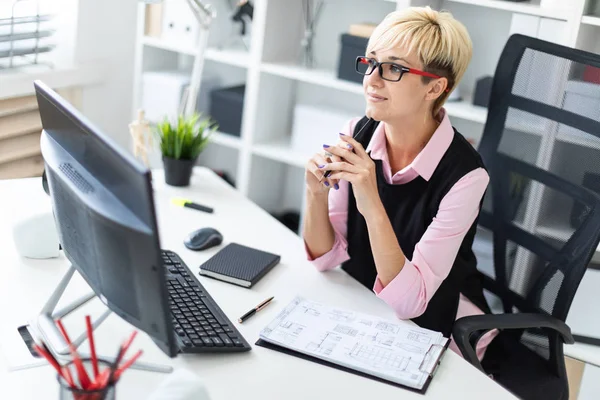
[362,47,436,123]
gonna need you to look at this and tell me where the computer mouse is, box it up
[184,227,223,251]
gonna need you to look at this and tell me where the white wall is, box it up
[50,0,79,69]
[73,0,140,152]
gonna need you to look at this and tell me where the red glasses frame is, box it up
[356,56,449,91]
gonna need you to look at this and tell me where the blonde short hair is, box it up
[367,7,472,115]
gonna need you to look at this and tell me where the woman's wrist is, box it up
[363,200,388,226]
[306,187,329,203]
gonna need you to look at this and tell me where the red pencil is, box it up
[85,315,99,379]
[121,330,138,357]
[56,319,92,390]
[114,350,143,380]
[33,344,65,381]
[106,344,126,387]
[62,365,76,389]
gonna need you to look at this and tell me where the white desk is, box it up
[0,167,516,399]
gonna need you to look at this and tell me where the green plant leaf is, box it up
[154,112,217,160]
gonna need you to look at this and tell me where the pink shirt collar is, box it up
[366,108,454,183]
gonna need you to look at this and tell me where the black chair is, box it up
[453,34,600,400]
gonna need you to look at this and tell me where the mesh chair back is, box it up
[477,34,600,364]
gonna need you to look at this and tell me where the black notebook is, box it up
[198,243,280,288]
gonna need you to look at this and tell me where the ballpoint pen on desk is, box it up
[238,296,275,323]
[171,197,214,214]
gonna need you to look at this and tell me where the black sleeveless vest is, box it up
[341,117,490,338]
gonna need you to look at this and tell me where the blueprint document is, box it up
[259,296,449,390]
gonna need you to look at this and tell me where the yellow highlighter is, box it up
[171,197,214,214]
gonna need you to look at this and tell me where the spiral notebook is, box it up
[256,296,449,394]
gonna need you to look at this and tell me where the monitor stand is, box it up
[25,265,173,374]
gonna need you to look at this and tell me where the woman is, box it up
[303,6,496,360]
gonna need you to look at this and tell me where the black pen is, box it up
[238,296,274,323]
[321,118,372,181]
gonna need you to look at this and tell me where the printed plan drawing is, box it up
[259,296,448,390]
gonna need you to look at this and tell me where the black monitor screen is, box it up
[35,80,177,357]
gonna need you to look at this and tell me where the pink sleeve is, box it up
[373,168,490,319]
[305,180,350,271]
[304,117,361,271]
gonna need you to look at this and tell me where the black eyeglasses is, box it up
[355,56,446,85]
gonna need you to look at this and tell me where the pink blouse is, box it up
[305,109,498,360]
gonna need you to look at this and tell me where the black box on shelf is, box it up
[337,34,369,84]
[209,85,245,137]
[473,76,493,108]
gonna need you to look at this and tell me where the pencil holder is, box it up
[57,358,117,400]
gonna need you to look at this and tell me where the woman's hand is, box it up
[305,150,336,196]
[319,134,382,217]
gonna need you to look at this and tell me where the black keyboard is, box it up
[160,250,251,353]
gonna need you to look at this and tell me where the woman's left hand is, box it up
[320,134,382,217]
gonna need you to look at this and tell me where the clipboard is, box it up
[256,335,449,395]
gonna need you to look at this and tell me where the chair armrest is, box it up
[453,313,574,372]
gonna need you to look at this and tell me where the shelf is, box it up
[445,97,549,137]
[536,222,571,242]
[582,15,600,27]
[536,220,600,255]
[445,98,488,124]
[142,36,250,68]
[556,130,600,148]
[252,138,308,169]
[0,63,106,100]
[261,62,364,94]
[143,36,196,56]
[204,47,251,69]
[211,131,243,150]
[446,0,568,20]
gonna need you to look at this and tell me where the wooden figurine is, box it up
[129,109,153,167]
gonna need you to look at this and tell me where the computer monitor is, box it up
[34,80,178,358]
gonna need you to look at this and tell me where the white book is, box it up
[257,296,449,393]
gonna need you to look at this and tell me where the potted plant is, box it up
[155,113,217,187]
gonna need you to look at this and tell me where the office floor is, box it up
[579,364,600,399]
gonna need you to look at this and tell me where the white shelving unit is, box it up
[260,62,365,94]
[582,14,600,26]
[252,138,308,169]
[445,0,570,20]
[131,0,600,233]
[130,0,600,231]
[211,131,243,150]
[142,36,252,68]
[445,96,488,124]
